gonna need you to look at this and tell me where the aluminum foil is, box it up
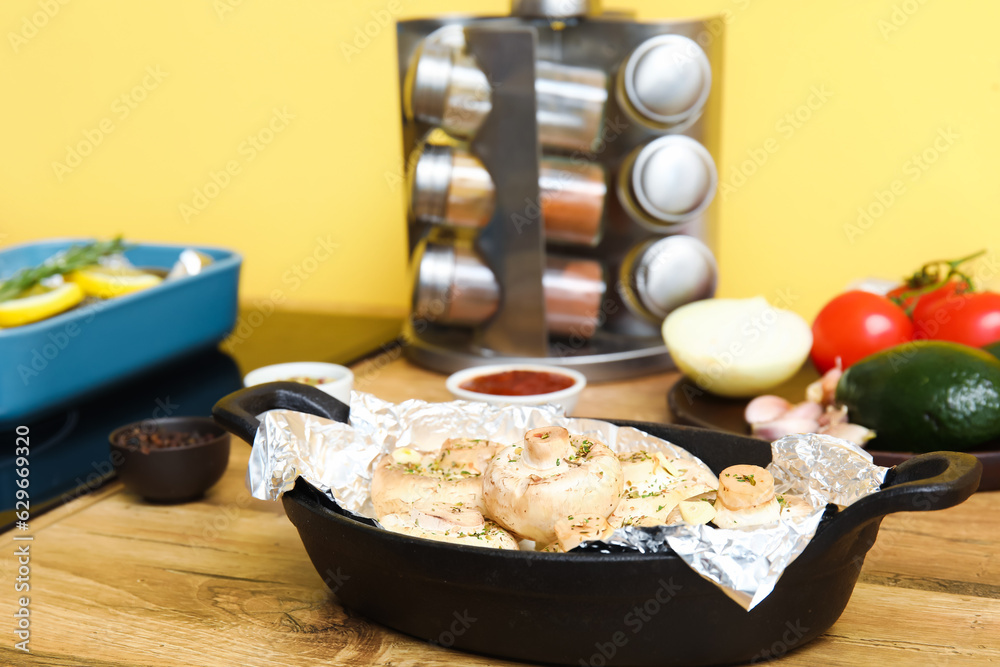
[248,391,716,517]
[595,433,887,610]
[247,394,887,611]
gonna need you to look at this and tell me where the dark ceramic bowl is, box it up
[109,416,230,503]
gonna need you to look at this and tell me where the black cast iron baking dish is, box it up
[213,382,982,667]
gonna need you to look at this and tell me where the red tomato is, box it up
[811,291,914,373]
[914,291,1000,347]
[887,279,969,321]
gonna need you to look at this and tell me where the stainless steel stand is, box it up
[397,6,723,381]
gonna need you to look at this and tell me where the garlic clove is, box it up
[818,405,849,428]
[679,499,716,525]
[744,395,793,425]
[783,401,824,421]
[751,418,820,441]
[819,422,876,447]
[807,366,843,406]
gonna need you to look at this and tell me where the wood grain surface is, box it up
[2,356,998,666]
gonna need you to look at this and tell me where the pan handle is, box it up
[212,381,350,444]
[833,450,981,528]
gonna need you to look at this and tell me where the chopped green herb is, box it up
[734,474,756,486]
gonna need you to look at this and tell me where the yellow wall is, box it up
[2,0,999,319]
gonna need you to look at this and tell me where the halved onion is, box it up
[662,297,812,398]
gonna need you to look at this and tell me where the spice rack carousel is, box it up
[396,0,724,380]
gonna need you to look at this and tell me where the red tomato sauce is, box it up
[460,370,575,396]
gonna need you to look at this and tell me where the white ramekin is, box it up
[243,361,353,405]
[445,363,587,415]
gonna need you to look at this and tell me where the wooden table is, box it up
[3,357,998,666]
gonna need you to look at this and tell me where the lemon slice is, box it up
[70,266,162,298]
[0,283,85,327]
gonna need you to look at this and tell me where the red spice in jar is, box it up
[460,370,575,396]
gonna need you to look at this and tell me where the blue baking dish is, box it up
[0,239,241,426]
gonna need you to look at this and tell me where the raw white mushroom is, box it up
[713,464,780,528]
[379,504,519,550]
[371,438,501,517]
[482,426,624,544]
[540,515,615,553]
[669,486,811,527]
[609,450,718,528]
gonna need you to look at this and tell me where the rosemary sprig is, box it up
[0,237,127,303]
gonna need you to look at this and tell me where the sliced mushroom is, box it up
[438,437,503,472]
[668,486,811,527]
[540,514,615,553]
[609,450,718,528]
[482,426,623,544]
[370,439,501,517]
[714,464,780,527]
[717,464,774,509]
[379,504,519,550]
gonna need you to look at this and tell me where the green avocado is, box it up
[836,340,1000,452]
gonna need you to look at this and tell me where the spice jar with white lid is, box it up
[618,34,712,129]
[404,26,609,153]
[625,135,718,227]
[410,143,606,246]
[412,240,606,338]
[619,235,717,322]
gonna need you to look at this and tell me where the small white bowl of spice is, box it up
[446,363,587,415]
[244,361,353,405]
